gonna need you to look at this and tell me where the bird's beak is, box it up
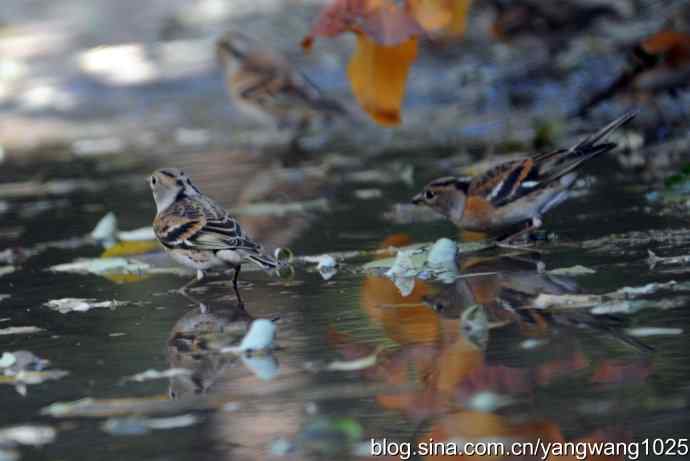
[411,192,424,205]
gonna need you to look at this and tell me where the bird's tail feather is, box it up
[577,110,638,150]
[544,111,637,183]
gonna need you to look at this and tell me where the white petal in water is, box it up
[302,255,338,280]
[50,258,151,276]
[625,327,683,337]
[520,338,547,350]
[427,238,457,268]
[392,276,415,297]
[44,298,126,314]
[223,319,276,354]
[0,326,45,336]
[385,250,418,296]
[0,425,56,446]
[102,415,199,435]
[241,354,279,381]
[90,212,118,244]
[466,391,513,412]
[548,265,596,275]
[118,226,156,241]
[325,347,381,371]
[0,352,16,368]
[122,368,192,383]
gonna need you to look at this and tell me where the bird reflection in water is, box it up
[167,296,279,400]
[344,235,653,458]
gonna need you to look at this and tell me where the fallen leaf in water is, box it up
[325,346,382,371]
[302,254,338,280]
[465,390,513,412]
[0,326,45,336]
[647,250,690,268]
[0,354,16,368]
[385,249,419,296]
[222,319,276,354]
[101,241,160,258]
[0,351,49,374]
[44,298,127,314]
[0,425,56,447]
[240,355,280,381]
[426,238,457,268]
[122,368,192,383]
[41,396,208,418]
[49,257,185,278]
[102,415,200,435]
[1,351,68,396]
[625,327,683,337]
[548,265,596,276]
[90,212,118,246]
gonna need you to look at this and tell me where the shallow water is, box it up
[2,145,690,461]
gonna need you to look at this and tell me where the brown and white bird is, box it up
[216,30,346,132]
[412,112,636,240]
[149,168,277,304]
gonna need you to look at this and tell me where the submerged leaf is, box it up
[0,326,45,336]
[44,298,126,314]
[102,415,199,435]
[101,241,159,258]
[325,346,383,371]
[0,425,56,447]
[122,368,192,383]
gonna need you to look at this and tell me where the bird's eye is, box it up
[425,190,435,200]
[151,177,157,185]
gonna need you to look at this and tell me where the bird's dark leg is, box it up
[232,266,244,308]
[496,217,543,250]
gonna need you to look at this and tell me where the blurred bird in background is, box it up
[216,30,347,138]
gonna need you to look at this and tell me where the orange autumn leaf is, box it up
[305,0,425,126]
[445,0,473,36]
[348,34,418,126]
[408,0,473,36]
[307,0,424,45]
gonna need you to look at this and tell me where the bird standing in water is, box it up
[412,112,636,241]
[149,168,277,305]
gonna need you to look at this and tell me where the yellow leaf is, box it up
[408,0,453,31]
[446,0,473,37]
[101,240,159,258]
[408,0,473,36]
[347,34,418,126]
